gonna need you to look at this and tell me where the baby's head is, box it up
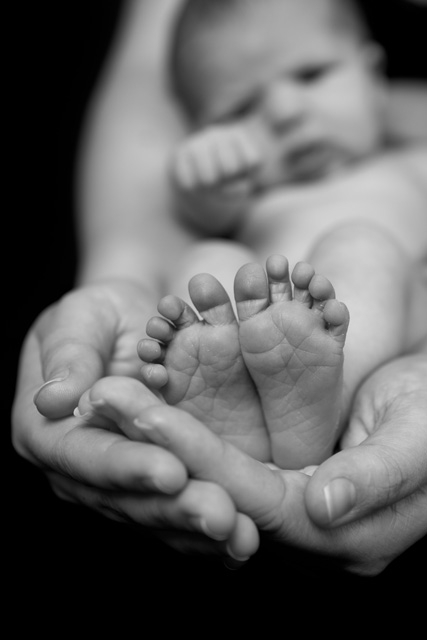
[170,0,388,185]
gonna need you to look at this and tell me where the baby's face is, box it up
[192,0,386,187]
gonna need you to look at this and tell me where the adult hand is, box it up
[11,280,259,563]
[124,347,427,576]
[29,279,156,419]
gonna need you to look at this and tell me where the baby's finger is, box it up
[233,126,261,171]
[171,146,199,190]
[213,127,260,182]
[214,131,246,178]
[189,134,222,186]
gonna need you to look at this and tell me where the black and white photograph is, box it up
[9,0,427,629]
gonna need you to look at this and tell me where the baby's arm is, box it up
[171,123,261,235]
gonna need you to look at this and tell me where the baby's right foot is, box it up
[235,255,350,469]
[138,273,270,461]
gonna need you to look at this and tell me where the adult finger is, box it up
[32,289,119,418]
[134,404,288,527]
[49,471,259,561]
[129,400,427,575]
[305,354,427,528]
[12,336,188,494]
[73,375,288,528]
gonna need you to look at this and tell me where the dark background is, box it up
[8,0,426,627]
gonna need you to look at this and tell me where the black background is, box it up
[8,1,426,628]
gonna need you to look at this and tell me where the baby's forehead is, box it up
[203,0,358,58]
[224,0,343,24]
[202,0,359,45]
[171,0,365,122]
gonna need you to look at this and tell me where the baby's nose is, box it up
[263,79,306,130]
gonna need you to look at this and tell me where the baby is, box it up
[81,0,427,469]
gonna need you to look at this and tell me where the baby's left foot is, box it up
[235,255,350,469]
[138,273,270,460]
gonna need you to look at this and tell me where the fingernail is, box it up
[74,401,119,430]
[33,370,70,404]
[225,544,250,563]
[196,518,227,541]
[323,478,357,523]
[133,418,169,446]
[300,465,318,477]
[73,407,94,422]
[151,477,179,495]
[73,399,107,421]
[90,399,107,408]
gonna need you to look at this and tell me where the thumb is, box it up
[305,393,427,528]
[32,293,114,418]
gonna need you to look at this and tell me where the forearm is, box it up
[74,0,191,291]
[175,181,253,236]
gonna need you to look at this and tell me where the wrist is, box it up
[176,179,253,236]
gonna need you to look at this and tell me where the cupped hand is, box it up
[30,279,159,419]
[109,347,427,576]
[11,280,258,562]
[304,348,427,534]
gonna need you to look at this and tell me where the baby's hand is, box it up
[172,124,261,194]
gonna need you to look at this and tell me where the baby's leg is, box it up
[235,255,349,469]
[139,272,270,461]
[166,239,256,311]
[305,222,427,419]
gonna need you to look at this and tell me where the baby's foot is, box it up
[138,273,270,461]
[234,255,350,469]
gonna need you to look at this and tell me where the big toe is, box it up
[189,273,237,325]
[234,263,269,321]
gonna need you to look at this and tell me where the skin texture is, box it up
[140,255,349,468]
